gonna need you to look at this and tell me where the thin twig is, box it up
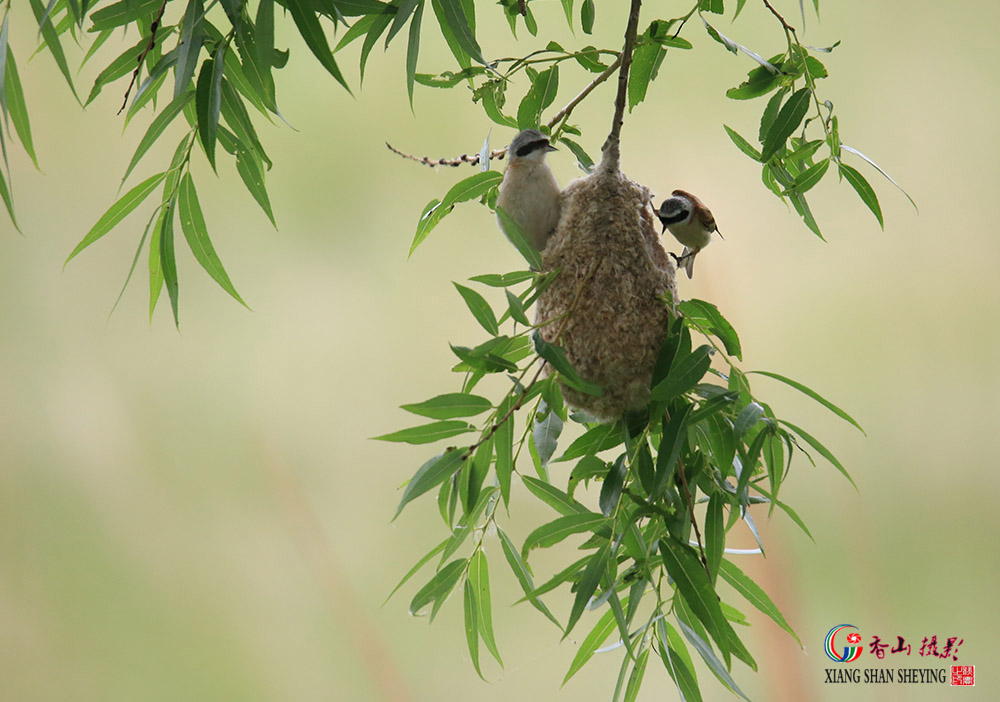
[607,0,643,147]
[517,0,527,16]
[384,142,506,167]
[762,0,796,34]
[118,0,169,115]
[545,53,622,130]
[675,456,712,580]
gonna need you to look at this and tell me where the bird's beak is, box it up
[545,143,558,152]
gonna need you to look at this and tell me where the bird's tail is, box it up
[682,247,695,278]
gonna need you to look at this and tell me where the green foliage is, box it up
[8,0,896,697]
[379,261,862,697]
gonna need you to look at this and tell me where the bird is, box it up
[656,189,721,278]
[496,129,561,253]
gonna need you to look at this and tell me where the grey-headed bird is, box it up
[656,189,721,278]
[496,129,561,253]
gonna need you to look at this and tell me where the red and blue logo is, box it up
[825,624,864,662]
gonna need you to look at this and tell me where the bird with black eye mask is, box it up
[656,189,721,278]
[496,129,561,254]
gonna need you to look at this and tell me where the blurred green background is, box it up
[1,1,997,700]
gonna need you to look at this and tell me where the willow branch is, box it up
[384,142,506,167]
[545,52,622,131]
[118,0,169,115]
[606,0,643,150]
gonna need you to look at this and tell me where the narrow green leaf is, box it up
[175,0,205,99]
[598,455,625,516]
[725,60,784,101]
[652,408,687,498]
[195,52,224,170]
[498,527,562,629]
[521,474,589,516]
[532,402,563,467]
[89,0,161,31]
[761,88,811,162]
[29,0,78,101]
[463,579,485,679]
[651,345,712,401]
[177,173,247,305]
[779,419,857,488]
[436,0,484,64]
[841,144,917,211]
[405,1,424,108]
[675,617,750,701]
[533,332,602,396]
[788,158,830,194]
[375,420,475,445]
[733,401,764,437]
[554,422,621,463]
[759,88,787,143]
[788,189,824,239]
[494,394,515,505]
[517,65,558,130]
[679,299,742,360]
[580,0,594,34]
[719,559,801,646]
[495,205,543,269]
[4,50,37,168]
[469,551,503,667]
[659,538,736,664]
[385,537,448,604]
[0,158,18,232]
[402,393,492,419]
[657,620,703,702]
[839,162,883,229]
[396,448,466,517]
[85,34,146,106]
[623,646,650,702]
[454,283,499,336]
[627,41,659,110]
[469,270,535,287]
[705,494,724,582]
[66,172,166,263]
[159,199,180,327]
[504,289,529,326]
[564,541,610,637]
[123,92,193,184]
[286,0,351,92]
[408,558,465,617]
[721,125,760,165]
[563,597,618,685]
[748,370,863,432]
[410,171,502,255]
[522,513,609,561]
[560,0,574,28]
[235,149,276,226]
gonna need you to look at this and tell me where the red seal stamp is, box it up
[951,665,974,686]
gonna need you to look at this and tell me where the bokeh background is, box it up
[1,1,997,700]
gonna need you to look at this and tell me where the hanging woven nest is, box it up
[535,138,677,421]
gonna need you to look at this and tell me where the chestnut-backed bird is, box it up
[656,189,721,278]
[496,129,561,253]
